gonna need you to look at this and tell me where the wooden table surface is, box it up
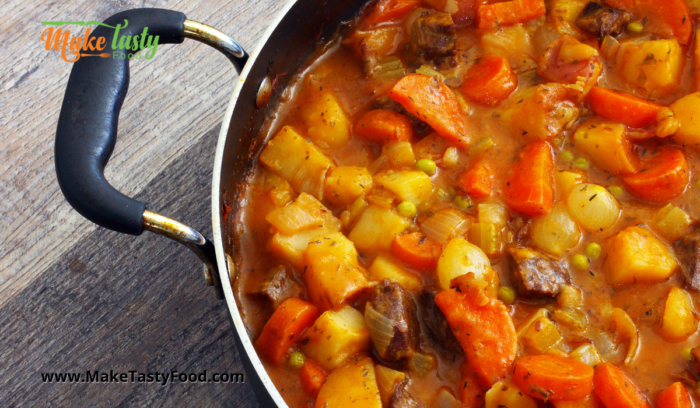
[0,0,285,406]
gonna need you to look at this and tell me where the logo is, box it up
[41,20,159,63]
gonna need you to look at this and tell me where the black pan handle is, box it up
[55,8,248,297]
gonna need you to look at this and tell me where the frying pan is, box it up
[54,0,368,406]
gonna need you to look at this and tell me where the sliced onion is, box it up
[611,308,640,365]
[375,365,406,406]
[365,304,394,358]
[436,388,461,408]
[421,209,469,244]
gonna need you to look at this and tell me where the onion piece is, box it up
[611,307,640,365]
[364,304,394,358]
[421,209,469,244]
[408,352,436,377]
[436,388,461,408]
[375,365,406,406]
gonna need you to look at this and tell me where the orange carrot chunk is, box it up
[622,147,689,204]
[656,382,693,408]
[362,0,424,29]
[477,0,546,29]
[606,0,691,46]
[593,363,652,408]
[388,74,472,148]
[254,297,321,365]
[434,283,517,387]
[355,109,414,144]
[300,360,327,398]
[391,232,443,270]
[460,366,487,408]
[513,354,594,401]
[588,87,661,129]
[504,141,554,217]
[457,160,493,198]
[460,54,517,106]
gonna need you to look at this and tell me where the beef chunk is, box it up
[406,10,456,70]
[674,229,700,291]
[418,288,463,357]
[389,383,424,408]
[248,265,304,309]
[509,246,570,297]
[367,280,420,361]
[371,95,431,133]
[575,2,632,38]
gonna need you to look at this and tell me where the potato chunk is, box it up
[520,315,563,354]
[573,117,637,175]
[301,90,351,149]
[301,306,372,372]
[653,204,694,241]
[266,193,340,235]
[485,381,538,408]
[660,287,698,342]
[671,92,700,148]
[314,356,382,408]
[368,255,422,290]
[348,205,410,254]
[555,170,587,199]
[303,232,372,310]
[269,226,340,270]
[615,39,683,98]
[603,226,678,285]
[373,170,433,206]
[324,166,373,207]
[260,126,335,200]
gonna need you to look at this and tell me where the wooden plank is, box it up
[0,125,259,407]
[0,0,284,307]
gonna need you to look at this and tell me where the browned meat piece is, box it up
[418,288,463,358]
[509,246,570,297]
[366,280,420,362]
[575,2,632,38]
[406,10,456,70]
[674,229,700,291]
[248,265,304,309]
[389,383,424,408]
[371,95,431,133]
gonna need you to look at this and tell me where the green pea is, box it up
[627,21,644,33]
[585,242,602,260]
[560,150,574,163]
[574,157,589,170]
[682,347,693,361]
[571,254,589,271]
[288,351,305,369]
[416,159,437,176]
[454,195,473,210]
[498,286,516,305]
[608,185,625,199]
[397,201,417,218]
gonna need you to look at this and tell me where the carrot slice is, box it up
[391,232,443,270]
[593,363,652,408]
[477,0,546,29]
[504,141,554,217]
[606,0,691,46]
[355,109,413,144]
[460,366,487,408]
[300,360,327,398]
[434,284,516,387]
[588,87,661,128]
[453,0,484,23]
[622,147,689,204]
[656,382,693,408]
[460,54,517,106]
[388,74,472,148]
[513,355,594,401]
[254,297,321,365]
[457,160,493,198]
[362,0,424,29]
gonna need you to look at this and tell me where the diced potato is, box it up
[383,142,416,168]
[413,133,451,161]
[348,205,410,254]
[553,308,587,331]
[375,365,406,406]
[269,226,338,269]
[368,255,422,290]
[510,84,579,140]
[570,344,602,367]
[301,306,371,372]
[478,202,510,227]
[557,285,583,309]
[260,126,335,200]
[516,308,549,337]
[548,0,588,39]
[671,92,700,148]
[485,381,538,408]
[567,184,619,231]
[262,171,296,207]
[573,117,637,175]
[266,193,341,235]
[373,170,433,206]
[521,315,563,354]
[604,226,678,285]
[301,91,351,149]
[324,167,373,207]
[314,357,382,408]
[532,202,581,255]
[654,204,694,241]
[482,25,536,67]
[470,222,502,257]
[615,39,683,98]
[555,170,587,199]
[551,394,602,408]
[437,237,492,290]
[660,287,698,342]
[303,232,372,310]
